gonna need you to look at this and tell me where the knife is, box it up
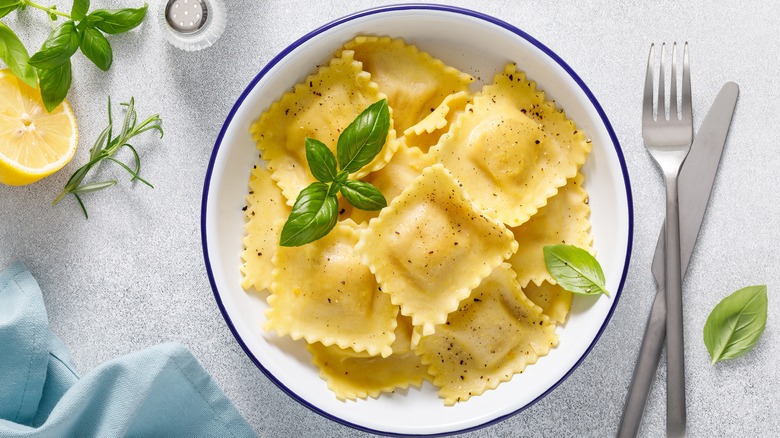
[617,82,739,438]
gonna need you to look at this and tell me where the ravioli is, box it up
[431,64,591,227]
[403,91,471,153]
[307,315,429,400]
[355,164,517,336]
[349,142,427,224]
[240,165,291,292]
[341,36,474,133]
[250,50,400,205]
[416,265,558,404]
[508,172,593,287]
[265,220,398,357]
[522,280,572,324]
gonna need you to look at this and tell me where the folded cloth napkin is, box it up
[0,261,257,438]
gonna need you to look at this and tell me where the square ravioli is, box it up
[250,50,400,206]
[240,165,291,292]
[416,265,558,404]
[508,172,593,287]
[431,64,591,227]
[265,220,398,357]
[307,315,429,401]
[340,36,474,133]
[355,164,517,336]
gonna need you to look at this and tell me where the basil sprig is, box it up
[543,244,610,296]
[0,0,147,111]
[703,285,767,364]
[280,99,390,247]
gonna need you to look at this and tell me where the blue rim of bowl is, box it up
[201,3,634,436]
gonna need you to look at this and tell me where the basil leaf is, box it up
[340,180,387,211]
[543,244,609,296]
[0,0,22,19]
[0,22,37,88]
[704,285,767,364]
[71,0,90,21]
[305,138,337,182]
[86,5,148,34]
[28,21,80,70]
[79,26,112,71]
[337,98,390,174]
[38,60,72,112]
[280,182,339,247]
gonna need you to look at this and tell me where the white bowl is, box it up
[201,4,633,436]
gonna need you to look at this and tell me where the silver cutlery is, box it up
[640,42,693,437]
[618,82,739,437]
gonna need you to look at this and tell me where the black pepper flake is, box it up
[339,208,346,215]
[535,139,540,144]
[241,206,247,211]
[473,298,481,302]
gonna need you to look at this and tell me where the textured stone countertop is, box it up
[1,1,777,436]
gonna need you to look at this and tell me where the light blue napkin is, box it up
[0,261,257,438]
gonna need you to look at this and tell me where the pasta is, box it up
[307,315,428,400]
[340,36,474,133]
[250,50,400,205]
[431,64,591,227]
[265,220,398,357]
[354,164,517,336]
[240,165,290,292]
[416,265,557,404]
[242,35,596,404]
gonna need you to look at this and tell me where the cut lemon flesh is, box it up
[0,69,78,186]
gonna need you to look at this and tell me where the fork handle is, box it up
[665,172,686,437]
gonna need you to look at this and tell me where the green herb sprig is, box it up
[0,0,148,111]
[543,244,610,296]
[703,285,768,364]
[53,96,163,218]
[280,99,390,247]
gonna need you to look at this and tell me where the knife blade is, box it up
[617,81,739,438]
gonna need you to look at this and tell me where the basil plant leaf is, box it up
[0,22,38,88]
[336,98,390,174]
[280,182,339,247]
[28,21,80,70]
[543,244,609,296]
[86,5,148,34]
[79,26,112,71]
[703,285,767,364]
[0,0,22,19]
[71,0,90,21]
[340,180,387,211]
[38,60,72,112]
[305,138,337,182]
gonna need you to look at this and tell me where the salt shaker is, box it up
[159,0,226,51]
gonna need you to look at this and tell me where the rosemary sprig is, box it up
[53,97,163,218]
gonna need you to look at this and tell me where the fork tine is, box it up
[643,43,655,126]
[681,42,692,124]
[670,43,678,119]
[659,43,666,120]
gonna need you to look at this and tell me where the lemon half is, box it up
[0,69,78,186]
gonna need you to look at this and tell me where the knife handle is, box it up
[617,283,667,438]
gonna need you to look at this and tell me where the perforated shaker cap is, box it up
[159,0,226,51]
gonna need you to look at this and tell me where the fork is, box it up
[641,42,693,438]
